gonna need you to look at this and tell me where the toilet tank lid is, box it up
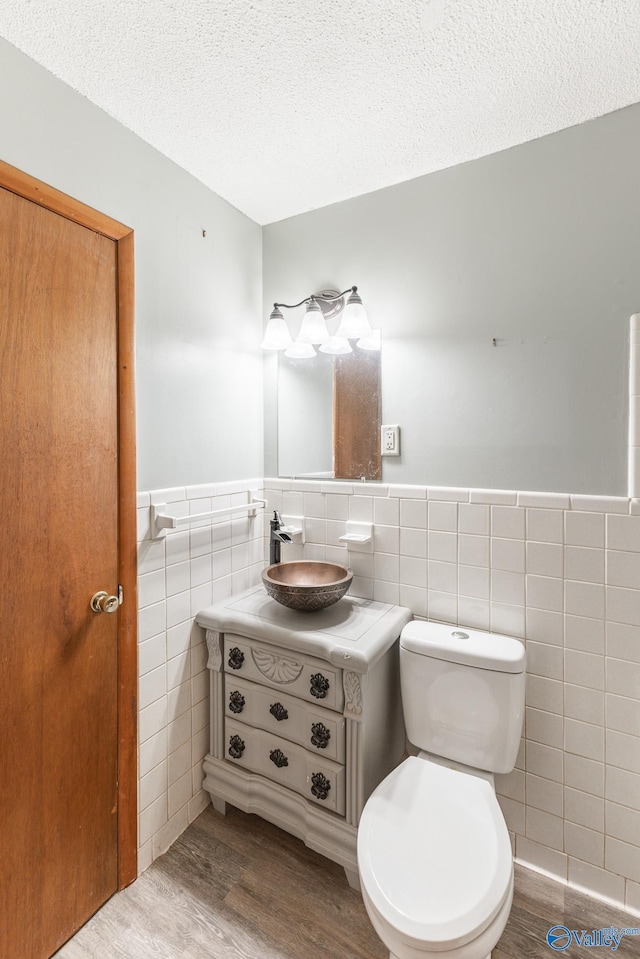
[400,621,526,673]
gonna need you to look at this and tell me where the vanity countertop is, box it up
[196,585,412,671]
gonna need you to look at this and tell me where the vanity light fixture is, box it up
[262,286,378,358]
[261,306,293,351]
[335,288,372,339]
[296,299,330,345]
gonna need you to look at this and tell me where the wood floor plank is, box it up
[495,903,560,959]
[55,804,640,959]
[510,862,566,920]
[225,864,385,959]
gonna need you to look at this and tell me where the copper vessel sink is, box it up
[262,561,353,612]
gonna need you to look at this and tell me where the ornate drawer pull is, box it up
[228,647,245,670]
[269,702,288,722]
[228,734,245,759]
[228,690,245,714]
[269,748,289,768]
[310,722,330,749]
[310,772,331,800]
[310,672,330,699]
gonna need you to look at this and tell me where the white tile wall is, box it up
[134,475,640,917]
[260,477,640,915]
[136,479,264,872]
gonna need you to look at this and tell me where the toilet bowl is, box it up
[357,621,526,959]
[358,755,514,959]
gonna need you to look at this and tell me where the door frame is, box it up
[0,159,138,888]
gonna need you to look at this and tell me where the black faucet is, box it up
[269,510,292,565]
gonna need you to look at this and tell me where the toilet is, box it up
[357,621,526,959]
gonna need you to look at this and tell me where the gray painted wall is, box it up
[0,39,263,490]
[5,32,639,495]
[264,104,640,495]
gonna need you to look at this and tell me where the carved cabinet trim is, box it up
[343,671,363,719]
[206,629,222,672]
[252,647,303,684]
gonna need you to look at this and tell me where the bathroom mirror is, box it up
[277,342,381,481]
[264,104,640,496]
[274,322,629,495]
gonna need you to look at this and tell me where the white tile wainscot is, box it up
[135,475,640,917]
[136,479,265,871]
[262,477,640,917]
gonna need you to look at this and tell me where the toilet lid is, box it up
[358,757,513,951]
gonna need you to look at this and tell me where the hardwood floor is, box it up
[55,804,639,959]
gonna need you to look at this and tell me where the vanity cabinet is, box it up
[223,635,347,814]
[196,585,412,888]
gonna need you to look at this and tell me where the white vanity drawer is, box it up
[224,674,346,763]
[224,634,344,712]
[225,717,346,816]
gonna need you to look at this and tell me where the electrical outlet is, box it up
[381,424,400,456]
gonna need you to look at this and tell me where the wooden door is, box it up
[0,165,137,958]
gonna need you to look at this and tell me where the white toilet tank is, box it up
[400,621,526,775]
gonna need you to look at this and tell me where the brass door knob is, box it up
[90,591,119,614]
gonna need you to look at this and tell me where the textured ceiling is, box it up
[1,1,639,224]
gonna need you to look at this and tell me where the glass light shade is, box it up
[296,300,329,345]
[336,290,373,339]
[319,336,352,355]
[261,308,293,350]
[356,329,381,351]
[284,340,316,359]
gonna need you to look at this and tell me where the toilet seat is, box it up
[357,756,513,954]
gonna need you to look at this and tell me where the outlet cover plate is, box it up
[381,424,400,456]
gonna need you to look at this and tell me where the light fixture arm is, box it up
[273,286,357,311]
